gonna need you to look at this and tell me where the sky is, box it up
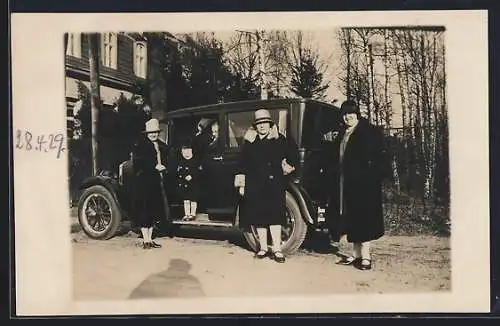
[213,29,346,103]
[209,28,435,128]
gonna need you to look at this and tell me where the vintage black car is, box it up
[77,98,342,254]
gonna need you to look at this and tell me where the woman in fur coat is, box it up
[235,109,298,263]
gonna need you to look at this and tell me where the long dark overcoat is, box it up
[176,156,203,201]
[132,135,170,228]
[324,118,388,243]
[238,128,299,228]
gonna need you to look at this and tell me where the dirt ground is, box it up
[71,216,451,301]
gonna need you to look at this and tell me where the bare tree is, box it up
[337,27,447,202]
[337,28,353,99]
[224,31,260,94]
[225,30,292,99]
[352,28,377,123]
[390,28,446,199]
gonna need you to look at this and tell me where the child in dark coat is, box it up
[176,141,203,221]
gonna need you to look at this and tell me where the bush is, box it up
[383,183,450,236]
[68,85,152,203]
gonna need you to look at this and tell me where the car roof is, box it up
[160,98,339,122]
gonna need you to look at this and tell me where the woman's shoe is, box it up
[354,259,372,270]
[254,250,268,259]
[150,241,162,248]
[335,256,359,265]
[271,251,286,263]
[142,242,152,249]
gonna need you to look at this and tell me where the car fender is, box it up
[287,182,315,225]
[79,175,123,209]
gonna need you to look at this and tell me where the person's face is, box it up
[256,122,271,135]
[147,131,159,142]
[211,123,219,138]
[181,147,193,159]
[343,113,358,128]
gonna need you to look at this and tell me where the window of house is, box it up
[101,33,118,69]
[66,33,81,58]
[134,41,147,78]
[226,108,288,149]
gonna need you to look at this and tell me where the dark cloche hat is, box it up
[340,100,360,116]
[180,137,194,149]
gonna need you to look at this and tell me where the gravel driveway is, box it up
[71,218,451,301]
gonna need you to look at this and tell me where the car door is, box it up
[199,109,256,220]
[197,112,235,219]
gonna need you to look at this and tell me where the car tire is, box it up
[241,191,308,255]
[78,185,122,240]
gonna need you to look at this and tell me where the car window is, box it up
[169,114,218,149]
[226,108,288,149]
[302,103,341,149]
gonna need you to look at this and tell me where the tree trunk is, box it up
[392,33,410,190]
[378,30,399,191]
[368,43,378,126]
[363,40,373,123]
[416,83,427,197]
[392,150,401,193]
[383,29,391,127]
[88,33,101,176]
[256,30,267,100]
[392,32,407,134]
[345,29,352,99]
[401,40,416,152]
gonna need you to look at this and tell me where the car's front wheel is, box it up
[77,185,122,240]
[241,191,308,255]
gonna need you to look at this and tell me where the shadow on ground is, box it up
[128,258,205,299]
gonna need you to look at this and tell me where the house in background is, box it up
[65,32,165,136]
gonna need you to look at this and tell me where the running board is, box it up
[171,220,234,228]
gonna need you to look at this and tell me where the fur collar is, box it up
[243,125,280,143]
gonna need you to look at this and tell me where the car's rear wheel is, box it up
[241,191,308,255]
[78,185,122,240]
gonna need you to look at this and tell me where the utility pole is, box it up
[88,33,101,176]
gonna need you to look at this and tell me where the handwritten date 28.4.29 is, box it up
[15,129,66,159]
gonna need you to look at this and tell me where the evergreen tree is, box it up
[289,49,330,99]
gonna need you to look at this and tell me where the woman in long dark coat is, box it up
[132,118,169,249]
[324,100,388,270]
[235,109,298,263]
